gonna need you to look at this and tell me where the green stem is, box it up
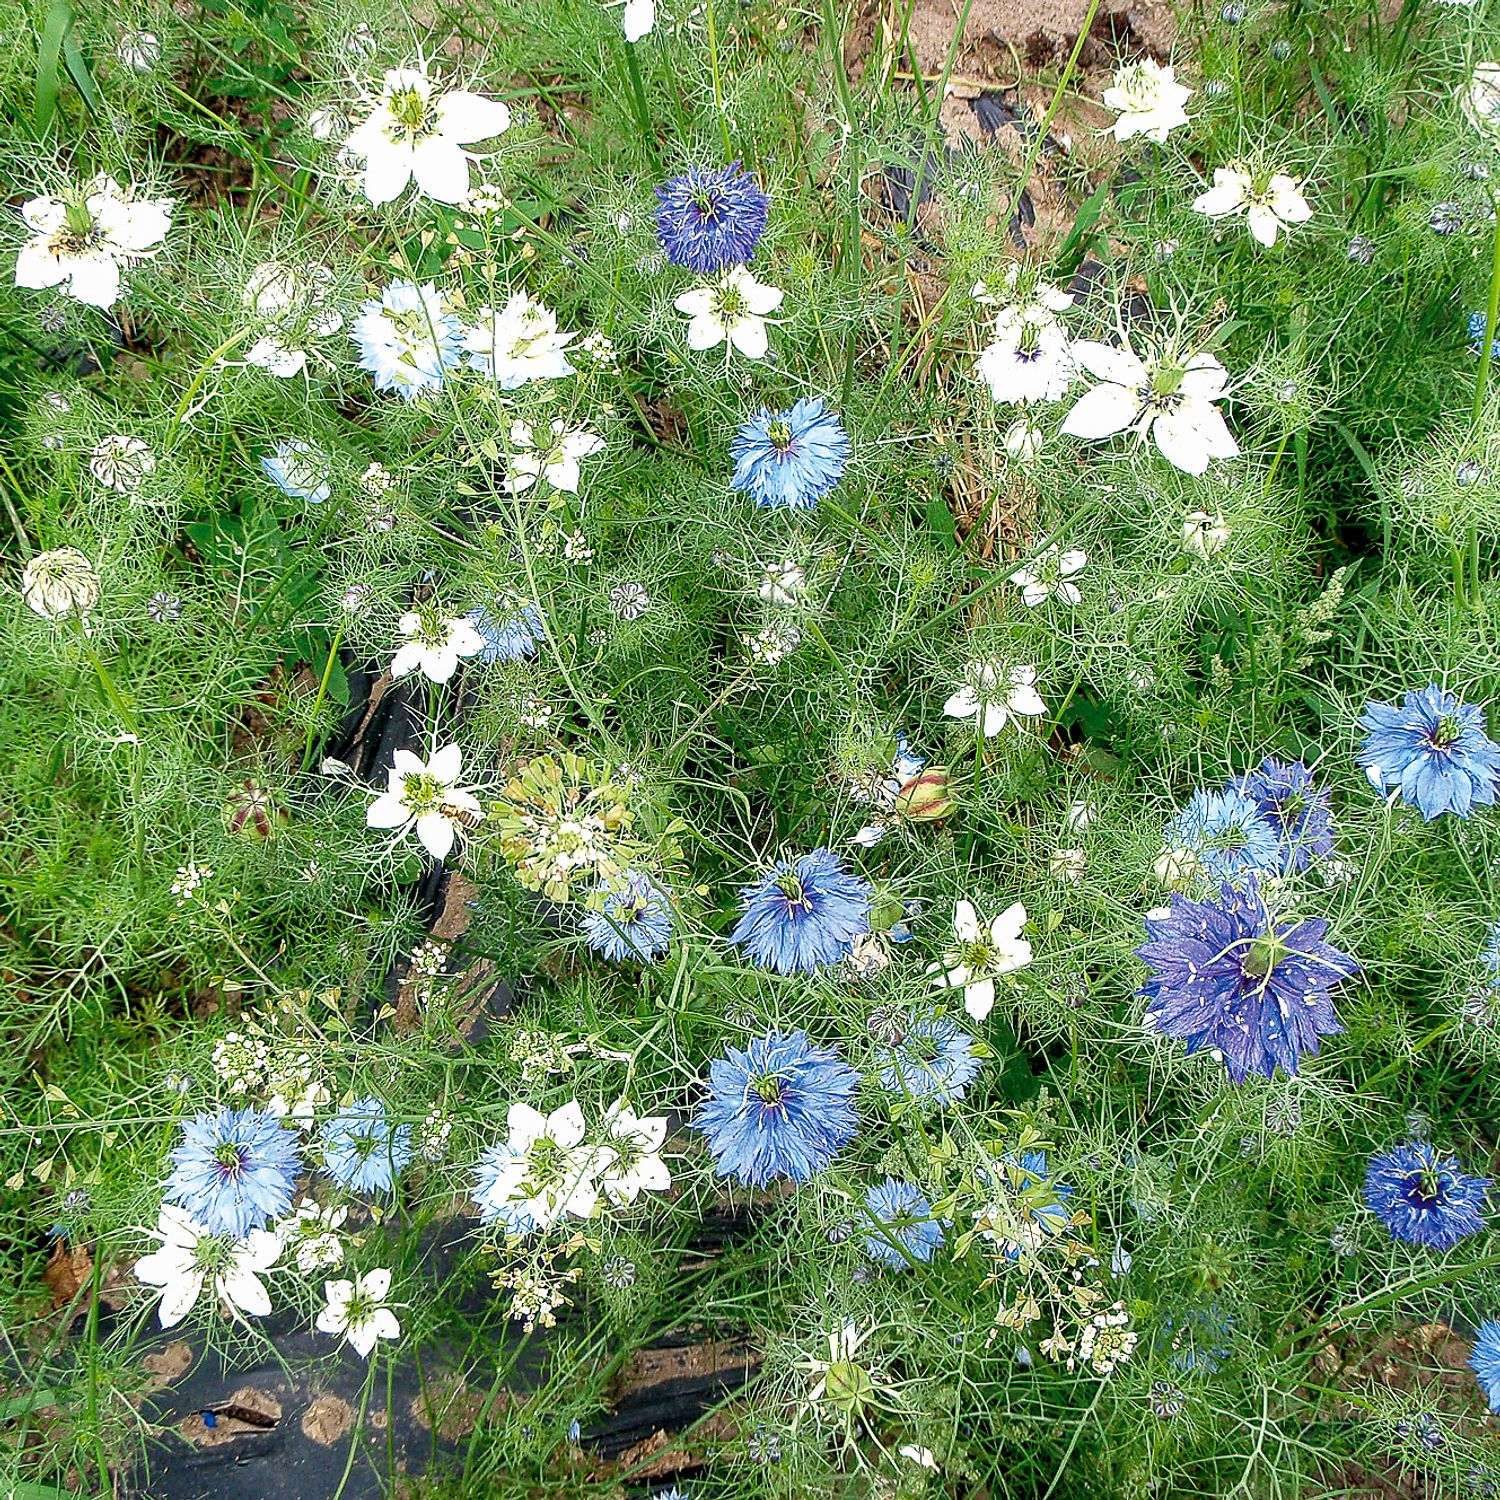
[300,624,346,774]
[73,625,139,735]
[171,325,258,431]
[702,0,735,160]
[620,41,659,166]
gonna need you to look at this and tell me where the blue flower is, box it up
[1358,684,1500,821]
[1471,1320,1500,1414]
[261,439,331,504]
[582,872,672,962]
[1165,788,1281,881]
[729,848,871,974]
[875,1013,981,1109]
[977,1150,1073,1258]
[1137,874,1359,1084]
[655,162,770,273]
[729,398,850,510]
[692,1029,859,1187]
[1483,924,1500,991]
[1157,1304,1234,1374]
[863,1177,944,1268]
[467,599,545,663]
[163,1106,303,1239]
[1363,1141,1489,1250]
[321,1097,412,1194]
[350,280,463,400]
[1470,311,1500,360]
[1234,758,1335,872]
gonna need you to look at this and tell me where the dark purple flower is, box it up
[1233,758,1335,872]
[1364,1141,1489,1250]
[655,163,770,274]
[1137,874,1359,1084]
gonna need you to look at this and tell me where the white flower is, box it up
[900,1445,939,1471]
[464,293,577,387]
[1462,63,1500,144]
[279,1200,348,1273]
[476,1100,616,1231]
[943,661,1047,736]
[616,0,655,41]
[673,266,784,359]
[1051,848,1086,885]
[1182,508,1232,558]
[366,743,483,861]
[245,336,307,377]
[1061,339,1238,476]
[239,262,343,378]
[391,609,485,684]
[598,1101,671,1206]
[21,547,101,622]
[1192,165,1312,247]
[506,419,606,495]
[758,560,805,605]
[973,265,1073,312]
[15,175,172,308]
[1065,799,1097,832]
[1102,60,1192,143]
[308,107,345,141]
[133,1203,281,1328]
[89,434,155,492]
[1009,544,1086,606]
[976,305,1073,405]
[1153,845,1202,889]
[928,899,1033,1020]
[316,1268,401,1357]
[343,66,511,206]
[116,30,160,69]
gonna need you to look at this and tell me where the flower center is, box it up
[690,187,723,222]
[213,1141,250,1179]
[523,1136,568,1191]
[1431,715,1462,749]
[767,419,794,453]
[386,86,438,139]
[712,285,747,324]
[960,938,996,971]
[191,1233,237,1277]
[776,872,813,910]
[343,1287,378,1328]
[1242,932,1289,979]
[401,771,446,816]
[1406,1166,1446,1207]
[1206,822,1250,855]
[748,1072,785,1108]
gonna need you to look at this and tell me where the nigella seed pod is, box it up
[223,779,290,841]
[895,767,954,822]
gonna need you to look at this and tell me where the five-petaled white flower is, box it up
[928,899,1033,1021]
[15,175,172,308]
[1009,544,1086,606]
[674,266,784,359]
[342,66,511,206]
[976,306,1074,405]
[505,419,606,495]
[1061,339,1239,476]
[476,1100,617,1231]
[391,609,485,684]
[134,1202,282,1328]
[1102,60,1192,143]
[366,743,482,861]
[1192,165,1312,247]
[943,661,1047,736]
[597,1101,672,1206]
[316,1268,401,1357]
[464,293,578,387]
[279,1200,348,1273]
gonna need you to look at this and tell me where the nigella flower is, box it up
[654,162,770,273]
[692,1029,859,1186]
[1470,310,1500,361]
[467,598,545,662]
[730,397,850,510]
[1471,1320,1500,1414]
[875,1013,981,1109]
[863,1178,945,1268]
[1363,1141,1489,1250]
[1358,683,1500,821]
[1164,788,1281,881]
[729,848,872,974]
[1138,874,1359,1083]
[351,280,463,400]
[1234,758,1334,872]
[162,1106,303,1239]
[262,439,331,504]
[1157,1304,1234,1374]
[581,872,673,962]
[321,1097,412,1194]
[974,1150,1073,1258]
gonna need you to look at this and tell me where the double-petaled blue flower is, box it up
[468,599,545,663]
[655,162,770,273]
[1165,788,1281,881]
[1471,1320,1500,1413]
[163,1106,303,1239]
[1358,684,1500,821]
[730,848,871,974]
[1470,311,1500,360]
[582,872,673,962]
[321,1097,412,1194]
[863,1177,945,1268]
[262,439,331,504]
[1137,873,1359,1084]
[350,279,463,401]
[692,1029,859,1187]
[1364,1141,1489,1250]
[730,398,850,510]
[875,1013,981,1110]
[1233,758,1335,872]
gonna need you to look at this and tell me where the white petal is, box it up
[370,1307,401,1342]
[13,243,68,291]
[942,687,979,719]
[65,253,122,308]
[390,748,426,777]
[347,1320,379,1358]
[1151,410,1212,475]
[361,1267,392,1300]
[1061,382,1138,441]
[415,813,456,860]
[436,91,511,143]
[623,0,655,40]
[1246,204,1280,247]
[954,899,981,942]
[362,149,414,206]
[686,315,723,351]
[964,978,996,1021]
[218,1267,271,1318]
[673,287,714,317]
[316,1304,348,1335]
[427,743,463,782]
[1069,340,1145,386]
[728,317,769,359]
[979,703,1009,736]
[742,282,784,315]
[549,1099,587,1147]
[507,1102,549,1148]
[989,901,1028,942]
[366,793,411,830]
[156,1271,205,1327]
[390,642,425,679]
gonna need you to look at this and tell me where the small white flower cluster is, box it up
[210,1029,272,1096]
[169,862,214,902]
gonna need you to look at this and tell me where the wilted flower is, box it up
[609,581,651,620]
[1182,508,1232,558]
[116,30,160,69]
[261,439,331,503]
[89,434,155,492]
[21,548,101,622]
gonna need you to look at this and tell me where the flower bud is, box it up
[895,766,954,823]
[1461,63,1500,147]
[1181,509,1231,559]
[1153,845,1201,890]
[223,779,290,840]
[21,548,101,622]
